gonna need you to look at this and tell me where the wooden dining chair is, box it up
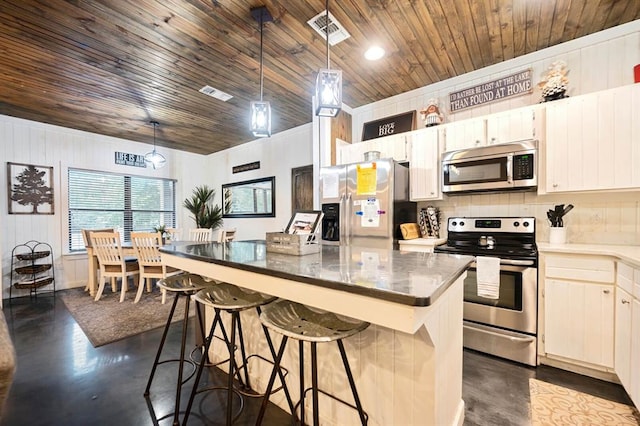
[188,228,212,242]
[82,228,116,293]
[90,231,140,302]
[131,231,181,304]
[216,228,236,242]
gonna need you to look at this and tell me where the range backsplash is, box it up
[419,190,640,246]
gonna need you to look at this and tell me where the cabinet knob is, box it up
[475,140,481,144]
[553,184,558,188]
[491,137,496,143]
[622,299,630,304]
[603,289,610,294]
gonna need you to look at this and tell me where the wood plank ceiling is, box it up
[0,1,638,155]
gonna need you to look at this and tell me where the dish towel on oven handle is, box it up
[476,256,500,299]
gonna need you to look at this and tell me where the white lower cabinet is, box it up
[545,279,614,368]
[615,287,632,390]
[631,298,640,407]
[615,262,640,408]
[542,253,615,369]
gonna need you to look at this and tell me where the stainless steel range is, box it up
[434,217,538,366]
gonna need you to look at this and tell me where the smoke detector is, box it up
[307,10,350,46]
[198,85,233,101]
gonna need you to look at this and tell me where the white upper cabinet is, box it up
[545,83,640,193]
[338,133,410,164]
[443,105,538,153]
[442,116,486,152]
[409,127,442,201]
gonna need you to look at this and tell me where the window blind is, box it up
[68,168,176,251]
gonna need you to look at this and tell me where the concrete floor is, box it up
[1,292,634,425]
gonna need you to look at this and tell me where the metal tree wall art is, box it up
[7,162,54,214]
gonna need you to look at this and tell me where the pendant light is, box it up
[250,6,273,138]
[315,0,342,117]
[144,121,166,169]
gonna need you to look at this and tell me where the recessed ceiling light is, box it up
[365,46,385,61]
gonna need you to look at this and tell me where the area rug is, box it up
[530,378,640,425]
[60,287,193,348]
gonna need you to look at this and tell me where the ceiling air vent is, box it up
[307,10,350,46]
[198,85,233,102]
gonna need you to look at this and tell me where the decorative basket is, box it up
[16,251,50,261]
[266,232,320,256]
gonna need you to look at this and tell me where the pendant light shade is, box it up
[250,100,271,138]
[315,0,342,117]
[250,7,273,138]
[315,69,342,117]
[144,121,166,169]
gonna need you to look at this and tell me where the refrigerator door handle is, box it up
[345,192,352,245]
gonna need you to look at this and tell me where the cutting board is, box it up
[400,223,421,240]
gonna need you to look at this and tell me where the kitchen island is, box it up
[160,241,473,426]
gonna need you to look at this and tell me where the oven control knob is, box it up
[513,221,520,227]
[523,221,530,227]
[459,221,465,226]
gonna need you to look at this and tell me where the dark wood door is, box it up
[291,165,313,213]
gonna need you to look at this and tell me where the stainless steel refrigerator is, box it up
[320,158,416,249]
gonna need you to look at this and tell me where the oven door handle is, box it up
[463,324,536,344]
[473,258,535,267]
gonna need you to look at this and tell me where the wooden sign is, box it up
[361,110,416,141]
[449,69,532,112]
[115,152,146,167]
[232,161,260,174]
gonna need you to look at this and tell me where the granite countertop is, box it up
[160,241,473,307]
[538,242,640,268]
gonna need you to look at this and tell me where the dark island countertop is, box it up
[160,240,473,307]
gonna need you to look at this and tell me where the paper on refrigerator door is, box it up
[322,172,339,199]
[476,256,500,299]
[356,163,377,195]
[361,198,380,227]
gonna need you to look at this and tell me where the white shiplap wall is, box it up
[351,20,640,141]
[207,124,314,240]
[1,116,313,302]
[0,115,210,300]
[348,21,640,246]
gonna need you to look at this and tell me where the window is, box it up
[68,168,176,251]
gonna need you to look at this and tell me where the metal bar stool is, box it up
[183,283,295,425]
[144,273,211,426]
[256,299,370,426]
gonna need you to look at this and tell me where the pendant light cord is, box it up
[151,120,158,151]
[259,12,264,101]
[325,0,330,70]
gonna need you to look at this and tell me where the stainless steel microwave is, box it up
[442,140,537,194]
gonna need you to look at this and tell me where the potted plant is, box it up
[183,185,224,230]
[547,204,573,244]
[153,224,168,243]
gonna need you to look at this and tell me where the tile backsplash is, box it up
[419,190,640,246]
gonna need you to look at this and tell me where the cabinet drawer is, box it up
[617,262,634,294]
[545,255,614,283]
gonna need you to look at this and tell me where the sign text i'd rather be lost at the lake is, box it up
[449,69,532,112]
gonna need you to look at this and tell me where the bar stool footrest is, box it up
[295,387,369,425]
[235,353,290,398]
[188,385,245,423]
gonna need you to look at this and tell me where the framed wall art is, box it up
[7,162,54,214]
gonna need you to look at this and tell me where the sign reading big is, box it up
[449,69,532,112]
